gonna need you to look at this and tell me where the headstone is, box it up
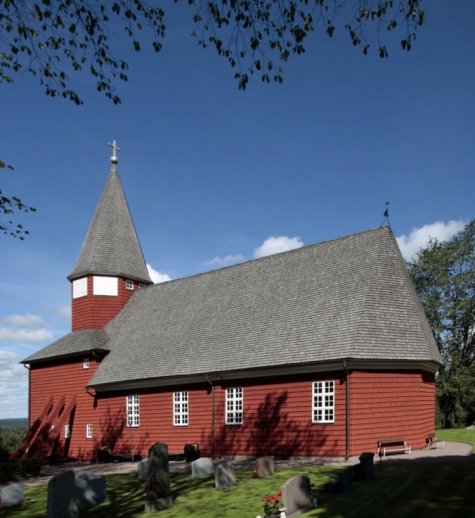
[47,470,78,518]
[75,471,108,509]
[144,442,173,512]
[138,459,149,479]
[335,468,353,493]
[215,463,236,490]
[1,483,24,506]
[359,452,374,482]
[191,457,214,478]
[255,456,274,478]
[281,476,313,518]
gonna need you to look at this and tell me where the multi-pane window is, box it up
[65,424,70,439]
[93,276,118,296]
[173,392,189,426]
[73,278,88,299]
[312,381,335,423]
[126,279,134,290]
[226,388,243,425]
[86,424,93,438]
[83,358,89,369]
[126,395,140,427]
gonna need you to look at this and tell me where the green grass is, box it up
[436,428,475,453]
[1,460,475,518]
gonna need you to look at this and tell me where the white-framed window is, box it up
[139,283,145,288]
[72,278,88,299]
[173,391,189,426]
[83,358,89,369]
[93,276,118,296]
[226,387,243,425]
[86,424,93,439]
[65,424,70,439]
[312,381,335,423]
[126,279,134,290]
[126,395,140,427]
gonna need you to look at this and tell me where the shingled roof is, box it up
[67,165,152,284]
[73,226,441,389]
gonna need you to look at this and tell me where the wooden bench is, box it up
[377,437,411,457]
[427,433,445,450]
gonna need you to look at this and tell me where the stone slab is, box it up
[138,459,149,479]
[256,456,274,478]
[281,475,313,518]
[1,483,24,506]
[47,470,78,518]
[215,463,236,489]
[191,457,214,478]
[75,471,108,509]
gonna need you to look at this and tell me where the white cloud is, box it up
[53,306,72,321]
[147,264,172,284]
[0,328,54,344]
[2,313,44,329]
[396,220,466,261]
[253,236,304,259]
[204,254,245,268]
[0,350,27,382]
[0,350,18,365]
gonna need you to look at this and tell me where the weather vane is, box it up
[108,140,121,164]
[381,201,391,229]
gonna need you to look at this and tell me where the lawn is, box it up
[1,429,474,518]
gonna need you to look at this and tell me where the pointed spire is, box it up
[68,143,152,285]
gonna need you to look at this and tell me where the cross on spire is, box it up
[108,140,121,164]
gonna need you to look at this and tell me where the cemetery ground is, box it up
[1,429,474,518]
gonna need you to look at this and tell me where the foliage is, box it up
[0,0,426,101]
[407,220,475,427]
[1,462,475,517]
[0,457,42,484]
[1,162,36,240]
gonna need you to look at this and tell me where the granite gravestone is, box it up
[47,470,78,518]
[281,476,313,518]
[144,442,173,512]
[191,457,214,478]
[255,456,274,478]
[215,463,236,489]
[75,471,108,509]
[138,459,149,479]
[336,468,353,493]
[1,483,24,506]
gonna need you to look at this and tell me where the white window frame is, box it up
[72,278,88,299]
[173,391,189,426]
[83,358,89,369]
[64,424,70,439]
[93,276,118,296]
[126,395,140,427]
[126,279,134,291]
[312,381,335,423]
[226,387,243,425]
[86,424,93,439]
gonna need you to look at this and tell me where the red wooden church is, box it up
[20,148,443,461]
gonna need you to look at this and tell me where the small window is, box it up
[73,278,88,299]
[65,424,70,439]
[312,381,335,423]
[86,424,93,439]
[83,358,89,369]
[126,395,140,427]
[226,388,243,425]
[93,276,118,296]
[126,279,134,290]
[173,392,189,426]
[139,283,145,288]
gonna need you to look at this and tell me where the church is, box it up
[19,146,443,461]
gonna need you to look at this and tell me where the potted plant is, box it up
[263,490,283,517]
[184,441,199,462]
[97,445,112,463]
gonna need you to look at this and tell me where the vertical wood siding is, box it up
[28,364,435,460]
[71,276,136,331]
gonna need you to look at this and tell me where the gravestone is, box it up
[336,468,353,493]
[75,471,108,509]
[47,470,78,518]
[144,442,173,512]
[255,456,274,478]
[215,463,236,489]
[281,476,313,518]
[138,459,149,479]
[359,452,374,482]
[191,457,214,478]
[1,483,24,506]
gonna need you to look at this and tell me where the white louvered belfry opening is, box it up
[72,278,88,299]
[93,276,118,296]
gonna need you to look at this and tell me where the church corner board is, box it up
[19,147,443,461]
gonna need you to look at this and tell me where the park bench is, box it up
[377,437,411,457]
[427,433,445,450]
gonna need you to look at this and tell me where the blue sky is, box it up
[0,0,473,418]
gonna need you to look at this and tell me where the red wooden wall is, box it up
[28,363,436,460]
[71,276,137,331]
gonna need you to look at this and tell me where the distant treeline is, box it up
[0,418,28,453]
